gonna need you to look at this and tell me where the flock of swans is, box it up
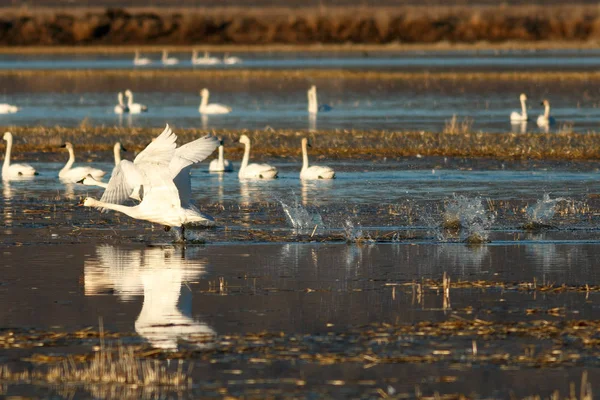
[134,50,242,66]
[509,93,556,129]
[2,125,336,239]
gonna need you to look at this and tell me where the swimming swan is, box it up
[79,142,127,188]
[133,50,152,66]
[0,103,19,114]
[192,51,220,65]
[300,138,335,180]
[114,92,128,114]
[124,90,148,113]
[161,50,179,66]
[2,132,37,178]
[223,53,242,65]
[59,142,105,183]
[238,134,278,179]
[510,93,529,122]
[83,125,219,239]
[208,138,233,172]
[537,99,556,128]
[199,88,231,115]
[307,85,332,114]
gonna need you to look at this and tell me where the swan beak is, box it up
[76,177,85,184]
[60,144,67,148]
[307,142,312,148]
[122,146,128,152]
[540,102,544,106]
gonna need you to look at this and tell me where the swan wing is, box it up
[169,134,219,177]
[138,165,182,209]
[173,166,193,208]
[134,124,177,167]
[100,160,145,205]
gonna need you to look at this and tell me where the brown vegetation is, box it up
[3,5,600,46]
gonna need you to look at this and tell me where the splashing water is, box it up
[526,193,566,226]
[343,219,364,243]
[443,195,495,243]
[279,198,323,233]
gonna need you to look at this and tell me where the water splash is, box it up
[279,198,323,233]
[525,193,566,229]
[343,219,364,243]
[442,195,495,243]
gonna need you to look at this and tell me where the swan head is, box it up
[3,131,12,141]
[520,93,527,101]
[218,137,225,146]
[239,134,250,145]
[82,197,97,207]
[61,142,74,150]
[114,142,127,152]
[201,88,209,97]
[301,137,312,148]
[125,89,133,97]
[541,99,550,107]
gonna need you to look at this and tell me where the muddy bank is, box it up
[3,5,600,46]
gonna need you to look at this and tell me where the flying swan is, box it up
[208,138,233,172]
[199,88,231,115]
[2,132,37,178]
[59,142,105,183]
[510,93,529,122]
[238,134,278,179]
[299,138,335,180]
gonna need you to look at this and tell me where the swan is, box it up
[223,53,242,65]
[79,142,127,188]
[300,138,335,180]
[0,103,19,114]
[510,93,529,122]
[199,88,231,115]
[161,50,179,66]
[307,85,332,114]
[133,50,152,66]
[208,138,233,172]
[59,142,105,183]
[192,50,220,65]
[2,132,37,178]
[537,99,556,128]
[114,92,128,114]
[238,134,278,179]
[83,125,219,239]
[124,90,148,113]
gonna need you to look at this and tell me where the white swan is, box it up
[238,134,278,179]
[192,50,220,65]
[510,93,529,122]
[208,138,233,172]
[307,85,332,114]
[79,142,126,188]
[59,142,105,183]
[2,132,36,178]
[124,90,148,113]
[537,99,556,128]
[0,103,19,114]
[83,125,219,239]
[161,50,179,66]
[114,92,128,114]
[223,53,242,65]
[199,88,231,115]
[133,50,152,66]
[300,138,335,180]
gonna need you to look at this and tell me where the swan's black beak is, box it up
[307,142,312,148]
[76,177,85,184]
[540,102,544,106]
[60,144,67,148]
[122,146,128,152]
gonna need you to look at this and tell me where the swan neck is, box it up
[240,141,250,172]
[544,104,550,118]
[308,89,317,113]
[520,98,527,117]
[60,147,75,174]
[218,145,224,165]
[91,200,134,217]
[302,141,309,171]
[127,92,133,106]
[114,145,121,166]
[3,136,12,169]
[201,92,209,108]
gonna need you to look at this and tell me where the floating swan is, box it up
[199,88,231,115]
[83,125,219,239]
[300,138,335,180]
[133,50,152,66]
[0,103,19,114]
[307,85,332,114]
[192,50,220,65]
[208,138,233,172]
[223,53,242,65]
[510,93,529,122]
[161,50,179,66]
[537,99,556,128]
[59,142,105,183]
[238,134,278,179]
[114,92,128,114]
[79,142,127,188]
[124,90,148,114]
[2,132,37,178]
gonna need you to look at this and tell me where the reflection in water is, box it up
[60,180,76,199]
[511,121,527,134]
[201,114,209,130]
[2,179,13,230]
[308,113,317,132]
[84,245,215,350]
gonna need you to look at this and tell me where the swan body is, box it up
[0,103,19,114]
[2,132,36,178]
[537,99,556,128]
[238,134,278,179]
[192,51,221,65]
[125,90,148,113]
[59,142,105,183]
[223,53,242,65]
[299,138,335,180]
[114,92,128,114]
[307,85,332,114]
[208,140,233,172]
[510,93,529,122]
[161,50,179,66]
[83,125,219,235]
[199,88,231,115]
[133,50,152,66]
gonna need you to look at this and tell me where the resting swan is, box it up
[114,92,128,114]
[161,50,179,66]
[0,103,19,114]
[133,50,152,66]
[59,142,105,183]
[307,85,332,114]
[300,138,335,180]
[192,51,220,65]
[83,125,219,240]
[208,138,233,172]
[537,99,556,128]
[2,132,37,178]
[79,142,127,188]
[223,53,242,65]
[238,134,278,179]
[510,93,529,122]
[125,90,148,113]
[199,88,231,115]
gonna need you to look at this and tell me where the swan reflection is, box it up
[84,245,215,350]
[510,121,527,134]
